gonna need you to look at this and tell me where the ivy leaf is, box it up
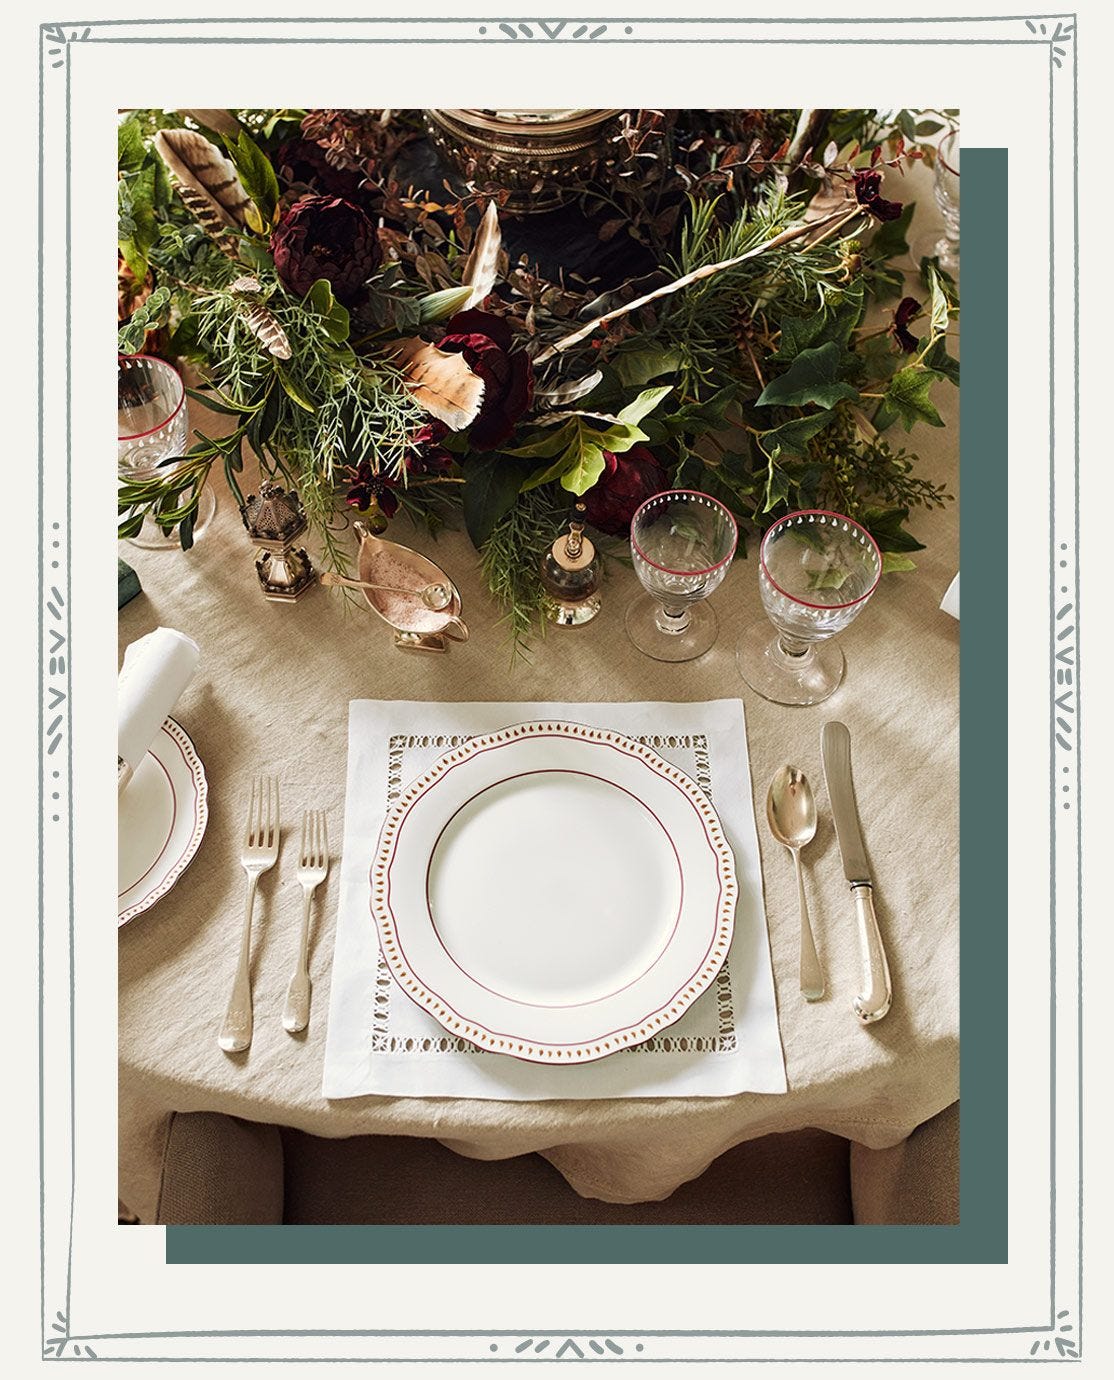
[462,456,526,547]
[867,201,915,260]
[861,505,926,552]
[611,346,683,387]
[875,367,945,431]
[881,551,917,573]
[763,458,792,513]
[616,384,673,425]
[920,336,960,386]
[770,289,864,363]
[757,342,859,410]
[758,409,835,458]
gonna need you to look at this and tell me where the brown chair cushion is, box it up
[156,1111,284,1225]
[849,1101,960,1225]
[281,1127,853,1225]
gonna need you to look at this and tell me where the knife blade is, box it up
[821,721,892,1024]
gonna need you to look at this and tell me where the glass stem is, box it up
[655,602,692,636]
[776,633,813,662]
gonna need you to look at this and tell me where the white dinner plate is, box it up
[370,721,737,1063]
[118,717,208,926]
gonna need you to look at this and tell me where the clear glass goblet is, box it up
[625,490,737,662]
[933,131,960,271]
[118,354,215,549]
[736,509,881,706]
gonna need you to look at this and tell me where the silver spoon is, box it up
[766,765,825,1001]
[319,569,454,610]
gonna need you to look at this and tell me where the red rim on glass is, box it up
[759,509,883,612]
[629,490,739,577]
[118,353,186,442]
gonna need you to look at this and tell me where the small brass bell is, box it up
[540,507,602,626]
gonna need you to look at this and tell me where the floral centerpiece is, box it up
[118,108,959,653]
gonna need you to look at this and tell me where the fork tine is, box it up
[319,810,328,866]
[244,776,258,848]
[268,777,279,850]
[300,808,308,868]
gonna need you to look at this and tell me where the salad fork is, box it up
[283,809,329,1033]
[219,776,279,1053]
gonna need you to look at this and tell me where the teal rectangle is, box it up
[167,149,1007,1269]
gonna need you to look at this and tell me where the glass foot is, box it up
[934,234,959,272]
[736,620,845,706]
[123,487,217,550]
[625,592,718,662]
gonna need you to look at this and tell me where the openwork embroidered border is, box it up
[370,733,737,1055]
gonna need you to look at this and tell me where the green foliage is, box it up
[117,285,171,354]
[875,367,946,431]
[756,342,860,410]
[222,130,280,230]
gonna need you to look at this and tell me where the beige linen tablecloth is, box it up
[118,196,959,1224]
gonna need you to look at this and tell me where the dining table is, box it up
[117,174,960,1225]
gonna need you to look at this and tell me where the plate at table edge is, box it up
[118,717,209,926]
[368,719,737,1064]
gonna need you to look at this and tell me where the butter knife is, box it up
[821,721,892,1024]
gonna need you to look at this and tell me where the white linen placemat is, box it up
[322,699,786,1100]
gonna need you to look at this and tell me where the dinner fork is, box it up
[282,809,329,1033]
[218,775,279,1053]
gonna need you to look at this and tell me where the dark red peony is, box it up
[274,139,368,201]
[852,168,904,223]
[581,445,670,537]
[270,194,380,305]
[437,310,534,451]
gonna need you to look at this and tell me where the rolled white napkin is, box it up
[118,628,199,787]
[940,572,960,620]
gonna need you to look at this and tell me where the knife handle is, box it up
[851,883,892,1024]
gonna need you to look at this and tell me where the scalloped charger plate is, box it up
[118,717,208,926]
[370,721,737,1063]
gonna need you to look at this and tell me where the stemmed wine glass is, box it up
[118,354,216,549]
[736,510,881,705]
[933,131,960,271]
[626,490,737,662]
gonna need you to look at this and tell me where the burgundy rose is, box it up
[274,138,367,201]
[852,168,904,223]
[438,310,534,451]
[891,296,922,353]
[405,421,454,475]
[581,445,670,538]
[344,461,398,519]
[270,194,380,306]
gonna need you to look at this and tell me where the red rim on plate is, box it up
[369,721,737,1064]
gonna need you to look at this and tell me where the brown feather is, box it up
[154,129,253,250]
[177,109,244,139]
[459,200,502,310]
[240,304,292,360]
[387,338,485,431]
